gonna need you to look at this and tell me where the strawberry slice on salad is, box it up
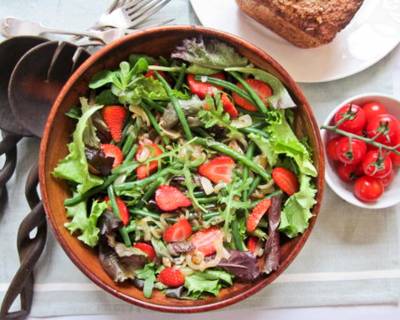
[272,167,299,195]
[158,267,185,287]
[187,73,224,99]
[163,218,192,242]
[155,185,192,212]
[190,227,223,256]
[135,141,163,179]
[221,93,239,118]
[133,242,156,261]
[104,196,130,226]
[198,156,235,184]
[246,198,271,232]
[102,105,127,143]
[101,144,123,168]
[232,78,272,112]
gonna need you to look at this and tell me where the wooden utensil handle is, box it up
[0,133,21,202]
[0,163,47,320]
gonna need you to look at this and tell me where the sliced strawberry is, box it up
[190,227,223,256]
[221,93,239,118]
[272,167,299,195]
[135,142,163,180]
[163,218,193,242]
[102,105,127,143]
[187,73,225,99]
[247,236,258,254]
[101,144,123,168]
[133,242,156,261]
[198,156,235,184]
[155,185,192,212]
[246,198,271,232]
[232,78,272,112]
[104,196,130,226]
[158,267,185,287]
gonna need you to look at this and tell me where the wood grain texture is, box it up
[39,26,325,313]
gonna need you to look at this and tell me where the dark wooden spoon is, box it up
[0,41,90,320]
[0,36,47,205]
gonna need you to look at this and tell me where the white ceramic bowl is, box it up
[321,93,400,210]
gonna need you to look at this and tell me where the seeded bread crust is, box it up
[236,0,364,48]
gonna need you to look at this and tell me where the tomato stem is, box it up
[321,125,400,156]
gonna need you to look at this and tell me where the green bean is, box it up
[228,71,268,114]
[112,160,138,175]
[248,176,261,197]
[193,191,206,197]
[251,228,267,239]
[197,196,218,204]
[122,129,135,156]
[124,144,138,164]
[232,219,245,251]
[241,127,269,139]
[202,211,220,220]
[193,138,270,181]
[143,98,165,113]
[194,75,250,101]
[141,103,169,145]
[155,72,192,140]
[107,185,131,246]
[115,167,172,192]
[131,209,160,220]
[134,177,165,208]
[242,142,255,201]
[117,119,133,148]
[251,190,283,205]
[192,127,212,139]
[174,63,186,90]
[64,174,119,206]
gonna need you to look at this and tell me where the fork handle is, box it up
[38,28,105,44]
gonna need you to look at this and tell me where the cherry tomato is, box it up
[362,150,392,178]
[336,137,367,165]
[390,150,400,167]
[362,101,387,122]
[354,176,384,202]
[326,137,341,161]
[334,104,366,133]
[379,170,395,187]
[336,163,360,182]
[366,114,399,146]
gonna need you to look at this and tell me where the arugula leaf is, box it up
[249,110,317,177]
[53,105,104,194]
[171,37,248,70]
[184,269,233,298]
[135,263,157,298]
[65,199,107,247]
[225,67,296,109]
[279,175,317,238]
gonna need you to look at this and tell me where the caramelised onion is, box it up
[228,140,244,154]
[185,240,230,272]
[159,123,182,140]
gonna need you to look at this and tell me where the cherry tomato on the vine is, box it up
[354,176,384,202]
[336,137,367,165]
[366,114,399,146]
[362,150,392,179]
[362,101,387,122]
[380,170,395,188]
[326,137,341,161]
[336,163,361,183]
[334,104,366,133]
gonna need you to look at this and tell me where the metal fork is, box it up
[96,0,172,29]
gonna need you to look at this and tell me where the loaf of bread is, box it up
[236,0,364,48]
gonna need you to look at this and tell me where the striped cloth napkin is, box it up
[1,0,400,317]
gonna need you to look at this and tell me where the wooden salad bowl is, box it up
[39,26,325,313]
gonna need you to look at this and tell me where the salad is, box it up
[53,37,317,299]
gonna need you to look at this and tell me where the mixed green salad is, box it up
[53,37,317,299]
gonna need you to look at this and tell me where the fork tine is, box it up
[126,0,160,19]
[122,0,153,12]
[127,0,171,28]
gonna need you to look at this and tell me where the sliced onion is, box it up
[160,123,182,139]
[130,105,150,126]
[199,176,214,195]
[228,140,244,154]
[214,182,227,193]
[231,114,252,128]
[185,240,229,272]
[253,155,268,169]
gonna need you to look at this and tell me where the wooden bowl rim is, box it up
[39,25,325,313]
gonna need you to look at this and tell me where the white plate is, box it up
[190,0,400,83]
[321,93,400,210]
